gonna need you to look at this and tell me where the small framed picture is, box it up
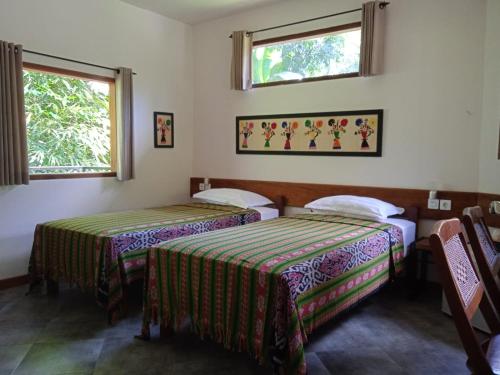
[154,112,174,148]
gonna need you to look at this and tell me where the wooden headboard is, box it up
[190,177,499,226]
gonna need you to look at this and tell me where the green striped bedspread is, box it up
[29,203,260,312]
[142,214,404,375]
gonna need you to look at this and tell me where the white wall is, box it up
[0,0,495,280]
[192,0,486,192]
[0,0,194,278]
[478,0,500,194]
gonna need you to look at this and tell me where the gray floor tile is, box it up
[0,296,61,325]
[35,319,109,343]
[317,346,408,375]
[0,322,46,345]
[304,352,330,375]
[12,339,103,375]
[93,336,173,375]
[0,282,471,375]
[0,344,32,374]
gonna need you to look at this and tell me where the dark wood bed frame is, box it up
[190,177,499,227]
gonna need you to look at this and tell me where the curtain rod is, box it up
[228,2,390,38]
[18,48,137,75]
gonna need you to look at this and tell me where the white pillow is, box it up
[305,195,404,221]
[193,188,273,209]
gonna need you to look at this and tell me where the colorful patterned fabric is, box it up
[29,203,260,311]
[142,214,404,374]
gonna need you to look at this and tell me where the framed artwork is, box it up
[154,112,174,148]
[236,109,383,156]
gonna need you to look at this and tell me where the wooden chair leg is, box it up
[46,279,59,295]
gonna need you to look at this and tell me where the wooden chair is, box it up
[430,219,500,374]
[463,206,500,315]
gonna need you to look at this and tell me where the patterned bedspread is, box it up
[29,203,260,312]
[142,214,404,374]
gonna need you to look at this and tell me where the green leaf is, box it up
[24,70,112,170]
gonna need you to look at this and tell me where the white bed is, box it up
[382,217,416,257]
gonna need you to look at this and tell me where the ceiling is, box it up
[120,0,286,24]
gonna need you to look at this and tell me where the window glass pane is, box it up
[24,70,112,174]
[252,28,361,85]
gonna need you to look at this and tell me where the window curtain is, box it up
[360,1,387,77]
[0,41,29,186]
[230,31,253,91]
[115,67,134,181]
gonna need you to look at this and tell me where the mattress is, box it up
[382,217,416,257]
[253,206,279,220]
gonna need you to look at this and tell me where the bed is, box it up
[29,198,280,317]
[141,211,417,374]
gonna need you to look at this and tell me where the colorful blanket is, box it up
[142,214,404,374]
[29,203,260,311]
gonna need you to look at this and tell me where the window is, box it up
[23,63,116,178]
[252,22,361,87]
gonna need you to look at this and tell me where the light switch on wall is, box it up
[198,183,211,191]
[428,199,440,210]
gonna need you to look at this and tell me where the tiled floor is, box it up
[0,282,469,375]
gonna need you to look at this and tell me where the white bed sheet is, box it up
[253,206,279,221]
[382,217,416,257]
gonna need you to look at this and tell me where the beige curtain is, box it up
[360,1,386,77]
[230,31,253,91]
[115,67,134,181]
[0,41,29,186]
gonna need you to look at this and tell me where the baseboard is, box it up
[0,274,29,290]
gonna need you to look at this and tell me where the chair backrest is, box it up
[463,206,500,314]
[464,206,499,270]
[430,218,500,375]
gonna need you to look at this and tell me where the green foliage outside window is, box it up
[24,70,112,174]
[252,29,361,85]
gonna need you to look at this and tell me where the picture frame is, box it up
[236,109,383,157]
[154,112,174,148]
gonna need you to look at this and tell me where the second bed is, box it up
[141,210,416,374]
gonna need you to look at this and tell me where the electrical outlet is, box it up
[440,199,452,211]
[199,183,205,191]
[428,199,440,210]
